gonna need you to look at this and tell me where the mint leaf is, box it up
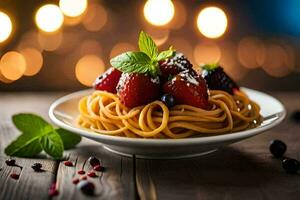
[56,128,81,150]
[110,51,155,74]
[138,31,158,59]
[157,48,174,61]
[40,131,64,159]
[12,113,53,135]
[5,133,42,157]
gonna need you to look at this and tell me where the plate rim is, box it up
[49,88,286,146]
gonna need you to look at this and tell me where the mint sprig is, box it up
[5,113,81,159]
[110,31,174,77]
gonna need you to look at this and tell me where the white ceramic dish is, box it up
[49,88,286,159]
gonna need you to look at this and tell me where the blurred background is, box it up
[0,0,300,92]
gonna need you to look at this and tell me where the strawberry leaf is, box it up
[138,31,158,60]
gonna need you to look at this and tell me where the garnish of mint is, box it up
[5,113,81,159]
[110,31,174,77]
[201,63,219,71]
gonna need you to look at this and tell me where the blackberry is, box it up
[201,64,239,94]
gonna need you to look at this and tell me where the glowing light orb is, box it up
[35,4,64,33]
[197,7,228,38]
[20,48,43,76]
[0,51,26,80]
[76,55,105,86]
[0,12,13,43]
[144,0,175,26]
[59,0,87,17]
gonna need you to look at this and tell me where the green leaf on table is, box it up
[12,113,53,135]
[4,133,42,157]
[56,128,81,150]
[40,131,64,159]
[138,31,158,59]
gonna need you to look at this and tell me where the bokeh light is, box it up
[144,0,175,26]
[20,48,43,76]
[262,44,294,77]
[59,0,87,17]
[75,55,105,86]
[38,31,63,51]
[197,7,228,39]
[110,42,136,59]
[194,42,221,65]
[0,11,13,43]
[0,67,14,83]
[35,4,64,33]
[83,3,107,32]
[238,37,265,69]
[168,1,186,30]
[79,40,102,56]
[0,51,26,81]
[143,28,169,46]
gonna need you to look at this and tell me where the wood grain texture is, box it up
[55,144,136,200]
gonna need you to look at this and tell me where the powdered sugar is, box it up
[179,71,199,86]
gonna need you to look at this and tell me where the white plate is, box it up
[49,88,286,159]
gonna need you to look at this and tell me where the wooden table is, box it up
[0,91,300,200]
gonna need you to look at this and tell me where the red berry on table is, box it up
[159,52,193,81]
[93,67,122,93]
[93,165,103,171]
[201,64,239,94]
[163,70,209,109]
[117,73,160,108]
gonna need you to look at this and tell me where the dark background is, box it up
[0,0,300,92]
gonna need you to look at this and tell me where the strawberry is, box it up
[159,52,193,81]
[93,67,122,93]
[163,70,209,109]
[117,73,160,108]
[201,64,239,94]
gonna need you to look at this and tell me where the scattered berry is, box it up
[93,67,122,93]
[117,73,160,108]
[163,71,209,109]
[87,171,97,178]
[81,176,87,180]
[159,52,193,82]
[31,163,43,172]
[78,170,86,175]
[5,159,16,166]
[63,161,73,167]
[88,156,100,167]
[77,180,95,196]
[161,94,175,108]
[201,64,239,94]
[269,140,287,158]
[48,189,59,197]
[72,178,80,185]
[93,165,103,171]
[282,158,300,174]
[10,173,19,180]
[291,110,300,123]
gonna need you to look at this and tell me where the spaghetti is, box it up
[77,90,262,139]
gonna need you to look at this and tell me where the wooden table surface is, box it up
[0,91,300,200]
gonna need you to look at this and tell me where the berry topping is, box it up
[93,67,122,93]
[161,94,175,108]
[77,180,95,196]
[269,140,287,158]
[159,52,193,81]
[282,158,300,174]
[77,170,86,175]
[5,159,16,166]
[10,173,20,180]
[117,73,160,108]
[163,71,209,109]
[88,156,100,167]
[31,163,43,171]
[201,64,239,94]
[72,178,80,184]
